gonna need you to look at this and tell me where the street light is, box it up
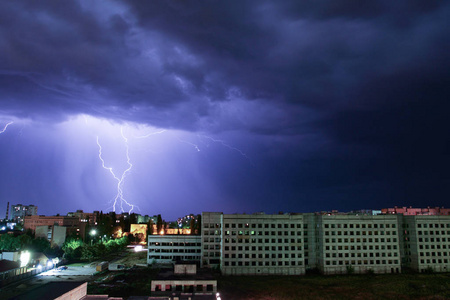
[90,229,97,245]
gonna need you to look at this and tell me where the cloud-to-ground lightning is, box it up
[0,121,13,134]
[96,127,136,213]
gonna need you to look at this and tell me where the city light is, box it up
[134,245,143,252]
[20,251,30,267]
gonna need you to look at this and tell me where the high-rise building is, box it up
[10,204,38,223]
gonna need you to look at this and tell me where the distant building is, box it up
[24,215,82,240]
[382,206,450,216]
[10,204,37,223]
[67,210,98,226]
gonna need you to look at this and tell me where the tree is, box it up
[148,220,154,235]
[156,214,163,234]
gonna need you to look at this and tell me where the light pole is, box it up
[90,229,97,245]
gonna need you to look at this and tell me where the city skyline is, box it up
[1,1,449,220]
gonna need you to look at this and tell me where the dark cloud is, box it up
[0,1,449,218]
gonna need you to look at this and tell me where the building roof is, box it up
[0,259,20,272]
[10,281,86,300]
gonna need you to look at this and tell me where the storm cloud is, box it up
[0,1,449,219]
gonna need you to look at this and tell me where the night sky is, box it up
[0,1,449,220]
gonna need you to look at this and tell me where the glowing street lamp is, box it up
[90,229,97,245]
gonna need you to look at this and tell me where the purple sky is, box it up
[0,1,449,220]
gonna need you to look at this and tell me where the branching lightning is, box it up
[0,121,13,134]
[198,134,253,164]
[96,127,136,213]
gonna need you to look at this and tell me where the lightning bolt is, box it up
[96,127,136,213]
[177,137,201,152]
[133,129,167,139]
[198,134,252,163]
[0,121,13,134]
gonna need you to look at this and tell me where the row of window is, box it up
[148,255,199,260]
[323,223,396,229]
[224,260,302,267]
[325,252,398,258]
[325,244,397,251]
[419,252,450,257]
[420,258,450,264]
[224,253,302,259]
[418,244,448,250]
[224,230,302,236]
[324,238,397,244]
[149,242,201,247]
[325,259,399,265]
[149,249,201,253]
[324,230,396,236]
[223,223,303,229]
[417,223,450,228]
[417,231,450,236]
[224,245,303,252]
[417,237,449,243]
[224,238,302,244]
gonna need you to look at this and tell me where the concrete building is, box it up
[35,225,68,247]
[202,212,306,275]
[148,235,202,264]
[10,204,37,223]
[201,212,404,275]
[24,215,81,233]
[151,264,217,299]
[315,214,401,274]
[145,212,449,276]
[400,215,450,273]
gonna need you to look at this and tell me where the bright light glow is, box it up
[37,264,42,270]
[47,260,53,268]
[134,245,143,252]
[20,251,30,267]
[159,230,164,235]
[90,229,97,236]
[1,226,5,231]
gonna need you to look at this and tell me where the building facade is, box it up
[148,235,202,264]
[23,215,81,233]
[146,212,450,275]
[10,204,37,223]
[400,215,450,273]
[315,214,401,274]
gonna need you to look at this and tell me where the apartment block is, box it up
[400,215,450,273]
[315,214,401,274]
[202,212,306,275]
[10,204,37,223]
[148,235,202,264]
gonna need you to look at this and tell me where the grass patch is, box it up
[218,273,450,299]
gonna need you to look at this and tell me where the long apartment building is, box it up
[147,212,450,275]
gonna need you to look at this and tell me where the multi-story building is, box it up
[146,211,450,276]
[148,235,202,264]
[315,214,401,274]
[202,212,306,275]
[67,210,98,225]
[23,215,81,233]
[400,215,450,273]
[10,204,37,223]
